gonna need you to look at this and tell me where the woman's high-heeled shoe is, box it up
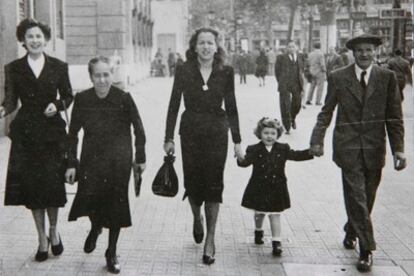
[105,249,121,274]
[193,215,204,244]
[51,234,64,256]
[35,238,49,262]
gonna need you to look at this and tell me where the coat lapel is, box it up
[17,55,37,80]
[344,65,363,104]
[38,54,55,81]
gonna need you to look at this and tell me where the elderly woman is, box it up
[0,18,73,262]
[164,28,243,265]
[65,56,146,274]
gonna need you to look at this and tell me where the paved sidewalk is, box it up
[0,75,413,275]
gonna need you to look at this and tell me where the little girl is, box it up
[237,117,313,256]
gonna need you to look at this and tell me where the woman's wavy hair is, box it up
[254,117,284,140]
[185,28,225,67]
[16,18,51,43]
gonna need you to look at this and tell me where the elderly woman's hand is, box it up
[65,168,76,184]
[163,140,175,155]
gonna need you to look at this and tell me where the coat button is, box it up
[273,175,276,178]
[264,175,268,179]
[261,165,265,168]
[259,154,262,158]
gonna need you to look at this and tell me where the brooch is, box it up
[202,84,209,91]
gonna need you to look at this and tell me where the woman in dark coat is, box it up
[255,49,269,86]
[164,28,244,265]
[65,56,146,274]
[0,18,73,262]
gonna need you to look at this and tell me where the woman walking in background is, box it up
[255,49,268,87]
[164,28,244,265]
[0,18,73,262]
[65,56,146,274]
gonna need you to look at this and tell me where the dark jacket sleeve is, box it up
[275,55,283,82]
[125,93,146,163]
[165,64,184,142]
[2,64,19,115]
[67,93,82,168]
[53,62,74,111]
[385,71,404,154]
[224,66,241,143]
[237,145,255,167]
[310,73,338,147]
[286,144,314,161]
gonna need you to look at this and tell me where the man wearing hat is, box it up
[309,34,406,272]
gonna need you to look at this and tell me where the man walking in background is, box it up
[387,49,412,101]
[275,40,305,134]
[305,42,326,105]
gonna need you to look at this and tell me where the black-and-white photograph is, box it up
[0,0,413,275]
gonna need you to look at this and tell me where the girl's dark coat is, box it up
[238,142,312,212]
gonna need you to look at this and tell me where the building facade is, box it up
[0,0,66,136]
[65,0,153,90]
[151,0,189,65]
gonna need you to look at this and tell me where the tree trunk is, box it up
[318,4,337,52]
[287,1,297,41]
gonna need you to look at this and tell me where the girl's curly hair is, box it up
[254,117,284,139]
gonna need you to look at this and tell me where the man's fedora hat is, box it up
[345,34,382,50]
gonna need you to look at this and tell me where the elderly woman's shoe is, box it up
[202,254,215,265]
[105,250,121,274]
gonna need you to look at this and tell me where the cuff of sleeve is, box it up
[135,146,146,163]
[53,100,64,111]
[232,135,241,144]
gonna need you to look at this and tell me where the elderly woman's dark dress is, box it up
[67,86,146,228]
[3,54,73,209]
[165,60,241,205]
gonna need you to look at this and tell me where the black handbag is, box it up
[152,154,178,197]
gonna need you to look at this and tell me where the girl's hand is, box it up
[65,168,76,184]
[44,103,57,117]
[163,141,175,155]
[234,143,244,160]
[0,106,5,118]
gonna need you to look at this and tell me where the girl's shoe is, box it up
[202,254,215,265]
[105,250,121,274]
[254,230,264,245]
[272,241,283,257]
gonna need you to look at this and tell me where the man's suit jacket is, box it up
[2,54,73,143]
[387,56,413,87]
[307,49,326,76]
[310,64,404,170]
[275,53,305,92]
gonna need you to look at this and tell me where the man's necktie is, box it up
[360,71,367,91]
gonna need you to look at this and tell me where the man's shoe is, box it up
[316,102,322,106]
[306,101,312,105]
[254,230,264,245]
[343,234,356,250]
[84,227,102,253]
[291,121,296,129]
[356,251,373,272]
